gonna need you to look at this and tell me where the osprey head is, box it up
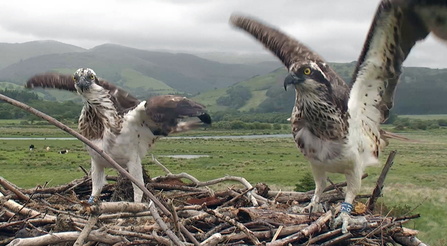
[284,61,331,93]
[73,68,97,93]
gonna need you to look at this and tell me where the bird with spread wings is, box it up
[26,68,211,204]
[229,0,447,233]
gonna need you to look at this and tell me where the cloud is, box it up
[0,0,446,68]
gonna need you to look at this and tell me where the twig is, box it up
[152,154,172,174]
[221,187,254,207]
[403,196,428,216]
[367,151,397,211]
[0,93,185,246]
[271,225,283,242]
[326,177,343,196]
[154,172,263,206]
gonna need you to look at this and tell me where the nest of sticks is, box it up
[0,152,427,246]
[0,93,428,246]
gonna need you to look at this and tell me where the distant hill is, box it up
[0,43,282,97]
[0,40,86,69]
[193,63,447,115]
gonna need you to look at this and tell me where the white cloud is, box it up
[0,0,446,67]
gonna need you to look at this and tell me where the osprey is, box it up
[230,0,424,233]
[26,68,211,203]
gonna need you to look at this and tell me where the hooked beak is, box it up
[284,73,304,91]
[76,77,91,92]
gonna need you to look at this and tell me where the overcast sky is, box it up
[1,0,446,68]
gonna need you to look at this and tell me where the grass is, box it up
[0,122,446,244]
[400,114,447,120]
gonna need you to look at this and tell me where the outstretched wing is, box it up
[392,0,447,42]
[26,73,76,92]
[348,0,405,166]
[145,95,211,136]
[352,0,447,122]
[230,14,349,112]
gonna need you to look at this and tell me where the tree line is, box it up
[0,89,81,122]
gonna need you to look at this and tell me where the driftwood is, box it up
[0,94,428,245]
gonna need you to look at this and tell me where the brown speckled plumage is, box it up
[26,68,212,203]
[230,1,424,230]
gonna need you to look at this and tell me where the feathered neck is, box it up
[78,84,122,139]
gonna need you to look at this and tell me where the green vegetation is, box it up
[0,125,446,244]
[193,64,447,116]
[217,85,252,109]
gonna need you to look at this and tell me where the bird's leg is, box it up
[89,160,107,204]
[127,156,144,203]
[292,166,326,214]
[333,169,366,233]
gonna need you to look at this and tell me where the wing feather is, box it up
[230,14,349,112]
[145,95,211,135]
[348,0,404,166]
[230,14,326,69]
[96,79,141,114]
[25,73,76,92]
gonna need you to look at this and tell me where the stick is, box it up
[0,191,56,222]
[73,215,98,246]
[267,209,333,246]
[154,173,262,206]
[201,204,261,245]
[221,187,254,207]
[152,154,172,174]
[367,151,397,211]
[0,178,30,202]
[107,229,171,246]
[0,93,185,246]
[393,235,429,246]
[6,230,125,246]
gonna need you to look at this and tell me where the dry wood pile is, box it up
[0,153,427,246]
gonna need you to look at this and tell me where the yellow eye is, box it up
[90,75,94,80]
[72,76,76,81]
[303,68,311,75]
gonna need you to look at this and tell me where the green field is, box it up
[400,114,447,120]
[0,126,446,245]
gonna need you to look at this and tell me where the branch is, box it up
[73,215,98,246]
[267,209,333,246]
[0,191,56,222]
[367,151,397,211]
[153,173,264,206]
[0,177,30,202]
